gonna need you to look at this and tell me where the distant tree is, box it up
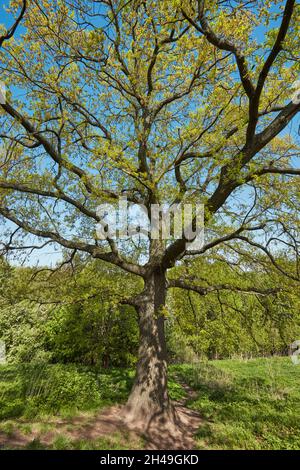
[0,0,299,430]
[168,257,300,361]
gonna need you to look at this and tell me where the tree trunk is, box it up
[124,268,175,430]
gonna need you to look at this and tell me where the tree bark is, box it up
[124,268,175,430]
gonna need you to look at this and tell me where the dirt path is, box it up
[0,381,202,450]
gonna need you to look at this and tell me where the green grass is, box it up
[172,357,300,450]
[1,357,299,449]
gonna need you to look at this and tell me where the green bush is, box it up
[0,364,131,419]
[23,364,103,416]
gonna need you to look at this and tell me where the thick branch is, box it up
[246,0,296,144]
[0,0,27,48]
[0,101,119,200]
[168,278,282,296]
[182,3,255,98]
[0,206,144,276]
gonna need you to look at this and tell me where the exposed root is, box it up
[121,398,202,450]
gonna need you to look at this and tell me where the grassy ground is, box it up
[0,357,299,449]
[174,357,300,450]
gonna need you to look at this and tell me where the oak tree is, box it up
[0,0,300,429]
